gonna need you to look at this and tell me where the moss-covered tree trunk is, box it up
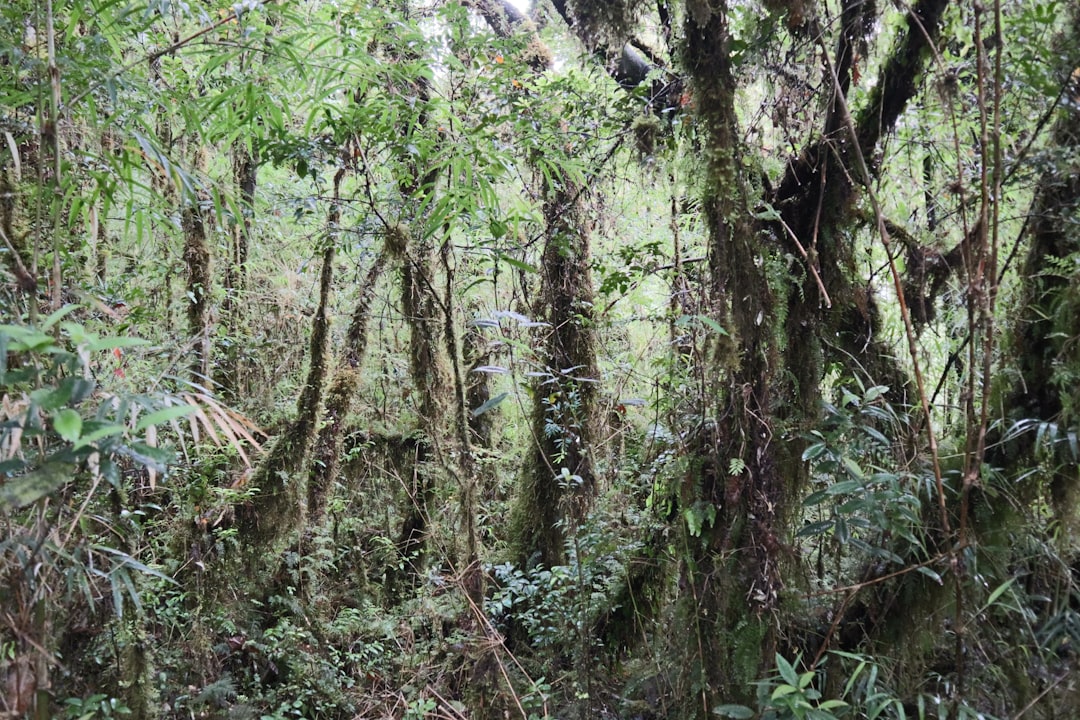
[217,138,258,399]
[672,4,786,714]
[464,308,495,449]
[390,225,450,587]
[307,248,386,524]
[181,192,211,385]
[0,169,37,301]
[511,176,600,570]
[1005,9,1080,528]
[234,171,341,556]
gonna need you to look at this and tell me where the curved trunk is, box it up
[234,171,341,556]
[307,249,387,525]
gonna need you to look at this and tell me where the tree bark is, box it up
[511,177,601,570]
[181,195,211,385]
[307,249,387,525]
[673,3,787,713]
[218,139,258,399]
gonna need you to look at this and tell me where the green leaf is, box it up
[116,442,173,471]
[41,304,82,329]
[134,405,195,432]
[8,330,55,352]
[916,566,943,584]
[775,653,799,686]
[841,456,864,479]
[712,705,754,719]
[497,254,539,273]
[73,424,126,450]
[33,382,74,411]
[471,392,509,417]
[826,480,862,495]
[87,336,150,352]
[978,578,1016,614]
[863,385,888,402]
[695,314,730,336]
[797,520,834,537]
[684,507,702,537]
[54,408,83,442]
[92,545,178,585]
[861,426,890,446]
[835,516,849,543]
[0,462,74,509]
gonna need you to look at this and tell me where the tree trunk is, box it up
[673,5,785,713]
[511,176,600,570]
[218,138,258,399]
[307,249,386,525]
[234,171,341,556]
[182,194,211,385]
[387,224,450,594]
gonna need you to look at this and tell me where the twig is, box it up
[776,215,832,308]
[1012,672,1067,719]
[802,549,958,599]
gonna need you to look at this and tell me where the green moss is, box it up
[235,246,335,558]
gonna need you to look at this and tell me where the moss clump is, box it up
[569,0,650,47]
[385,222,411,259]
[521,35,554,72]
[631,114,662,160]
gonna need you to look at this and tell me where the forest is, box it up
[1,0,1079,716]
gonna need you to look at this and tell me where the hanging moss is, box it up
[631,114,662,161]
[385,222,411,260]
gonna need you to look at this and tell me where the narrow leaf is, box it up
[472,392,509,418]
[0,461,73,508]
[134,405,195,432]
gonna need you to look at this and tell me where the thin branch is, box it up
[815,33,953,540]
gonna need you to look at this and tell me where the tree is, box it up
[3,0,1080,716]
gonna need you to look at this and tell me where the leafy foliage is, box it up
[2,0,1080,717]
